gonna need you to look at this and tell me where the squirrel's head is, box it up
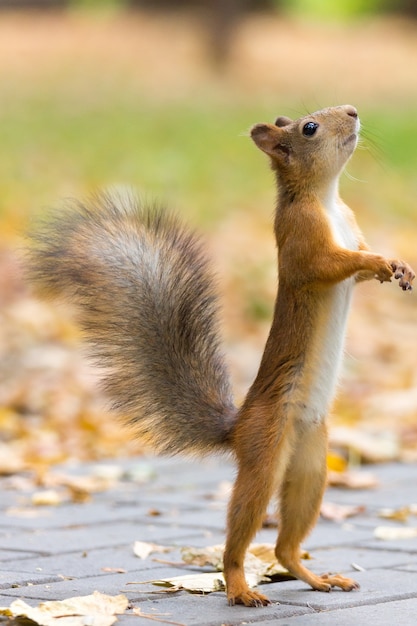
[251,104,360,189]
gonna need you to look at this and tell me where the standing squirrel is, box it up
[27,105,415,607]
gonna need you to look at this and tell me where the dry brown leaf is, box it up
[180,545,224,570]
[147,508,162,517]
[181,543,302,581]
[0,591,128,626]
[140,542,302,596]
[321,502,366,522]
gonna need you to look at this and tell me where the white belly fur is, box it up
[296,280,354,422]
[293,193,359,424]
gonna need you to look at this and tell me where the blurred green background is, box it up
[0,0,416,228]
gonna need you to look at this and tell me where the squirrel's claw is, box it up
[390,260,415,291]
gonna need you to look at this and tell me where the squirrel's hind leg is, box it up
[223,462,273,607]
[224,420,294,607]
[275,420,359,592]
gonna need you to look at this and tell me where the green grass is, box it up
[0,89,416,230]
[280,0,386,20]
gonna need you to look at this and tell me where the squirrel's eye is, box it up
[302,122,319,137]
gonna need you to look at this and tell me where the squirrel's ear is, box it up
[274,116,292,127]
[250,123,291,162]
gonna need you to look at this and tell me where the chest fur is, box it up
[292,197,359,423]
[325,195,359,252]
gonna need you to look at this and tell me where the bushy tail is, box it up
[27,190,237,454]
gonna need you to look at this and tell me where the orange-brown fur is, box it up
[223,105,414,605]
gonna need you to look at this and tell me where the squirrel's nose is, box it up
[344,105,358,118]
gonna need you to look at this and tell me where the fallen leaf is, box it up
[378,506,410,523]
[0,591,128,626]
[374,526,417,540]
[329,427,399,463]
[133,541,172,560]
[245,544,298,579]
[31,490,64,506]
[101,567,127,574]
[326,451,347,473]
[135,542,301,596]
[147,508,162,517]
[150,571,228,593]
[328,470,378,489]
[321,502,366,522]
[0,441,27,474]
[180,544,224,570]
[181,543,304,584]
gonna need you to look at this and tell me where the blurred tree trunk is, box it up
[382,0,417,17]
[128,0,279,68]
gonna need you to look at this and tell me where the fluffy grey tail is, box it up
[27,190,237,455]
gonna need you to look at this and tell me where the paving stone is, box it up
[0,537,210,577]
[0,571,62,590]
[0,521,214,555]
[253,597,417,625]
[294,545,415,574]
[0,500,210,532]
[1,565,206,600]
[1,458,417,625]
[265,568,417,609]
[121,592,313,626]
[0,549,41,561]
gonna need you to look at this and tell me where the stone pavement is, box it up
[1,457,417,625]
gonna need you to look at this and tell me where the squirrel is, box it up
[27,104,415,607]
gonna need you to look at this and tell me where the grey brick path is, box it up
[1,457,417,625]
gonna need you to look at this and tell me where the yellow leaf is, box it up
[378,506,410,523]
[327,452,347,473]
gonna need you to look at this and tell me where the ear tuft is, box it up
[274,116,292,128]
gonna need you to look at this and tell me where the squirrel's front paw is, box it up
[373,257,393,284]
[390,260,415,291]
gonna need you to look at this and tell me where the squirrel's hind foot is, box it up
[312,573,360,592]
[227,588,271,607]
